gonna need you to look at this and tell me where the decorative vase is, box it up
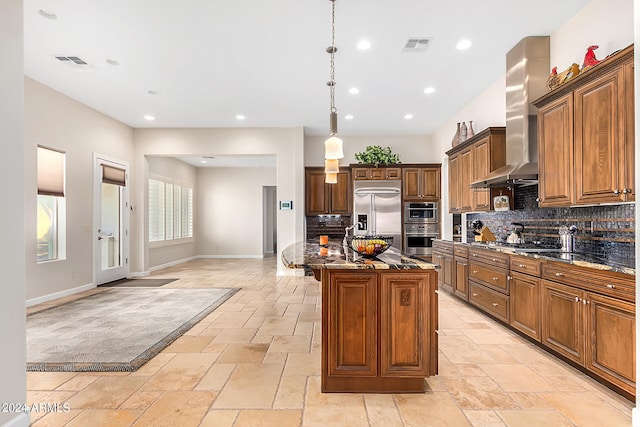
[468,120,475,138]
[459,121,468,143]
[451,123,461,147]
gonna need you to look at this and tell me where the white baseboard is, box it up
[1,411,30,427]
[199,254,264,259]
[149,256,199,273]
[632,407,639,427]
[127,271,150,278]
[26,282,95,307]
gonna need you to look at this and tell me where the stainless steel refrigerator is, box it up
[353,180,402,250]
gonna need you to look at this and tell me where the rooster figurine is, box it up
[546,67,559,91]
[582,45,603,71]
[546,63,580,91]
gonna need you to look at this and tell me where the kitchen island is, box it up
[282,240,438,393]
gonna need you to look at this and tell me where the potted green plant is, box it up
[354,145,401,167]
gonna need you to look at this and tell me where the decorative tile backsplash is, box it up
[306,215,352,239]
[467,185,635,265]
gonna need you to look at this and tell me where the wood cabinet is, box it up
[509,255,542,341]
[446,127,506,213]
[453,244,469,301]
[534,45,634,207]
[540,261,636,397]
[402,167,441,201]
[305,167,352,215]
[352,166,401,180]
[321,269,437,393]
[432,240,454,294]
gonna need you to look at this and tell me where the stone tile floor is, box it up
[27,257,634,426]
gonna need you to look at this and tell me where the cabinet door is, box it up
[370,168,386,180]
[538,93,574,207]
[574,66,625,204]
[442,255,454,293]
[623,61,635,202]
[305,170,328,215]
[459,149,473,212]
[330,172,352,214]
[326,272,377,377]
[541,280,584,364]
[433,253,444,289]
[352,168,370,180]
[585,293,635,396]
[510,272,541,341]
[380,273,430,376]
[402,168,421,200]
[420,168,441,201]
[453,257,468,301]
[471,137,491,211]
[386,168,402,180]
[448,156,460,213]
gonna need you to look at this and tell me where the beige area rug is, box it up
[26,287,238,372]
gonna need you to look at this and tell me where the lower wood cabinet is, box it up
[453,244,469,301]
[509,272,541,341]
[541,279,636,396]
[322,269,437,393]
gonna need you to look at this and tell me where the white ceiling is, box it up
[24,0,591,138]
[176,154,277,168]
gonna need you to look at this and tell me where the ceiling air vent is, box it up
[402,38,431,52]
[54,55,93,70]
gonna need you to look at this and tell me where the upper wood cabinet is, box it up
[305,167,352,215]
[352,166,401,180]
[402,167,441,201]
[446,127,506,213]
[534,45,634,207]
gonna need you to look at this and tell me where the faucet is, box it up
[343,223,361,247]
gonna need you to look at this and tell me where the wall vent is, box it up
[54,55,93,69]
[402,38,431,52]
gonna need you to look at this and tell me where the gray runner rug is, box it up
[27,287,238,372]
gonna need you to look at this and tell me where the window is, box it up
[37,146,66,262]
[148,178,193,242]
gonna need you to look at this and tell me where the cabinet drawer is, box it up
[453,244,469,258]
[468,248,509,269]
[352,168,370,180]
[469,282,510,323]
[432,240,453,253]
[510,255,541,276]
[469,262,509,294]
[385,168,401,179]
[542,262,634,302]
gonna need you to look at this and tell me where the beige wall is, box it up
[132,127,305,275]
[147,157,198,270]
[196,167,277,257]
[304,134,436,167]
[24,78,134,302]
[1,0,27,425]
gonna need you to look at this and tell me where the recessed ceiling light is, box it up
[147,90,158,95]
[404,114,414,120]
[200,160,207,164]
[424,86,435,94]
[105,59,119,66]
[235,114,246,120]
[144,115,155,121]
[348,87,359,95]
[456,39,472,50]
[38,9,57,20]
[357,40,371,50]
[345,114,354,120]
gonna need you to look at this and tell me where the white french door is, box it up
[94,155,130,284]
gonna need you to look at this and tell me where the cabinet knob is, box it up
[507,276,512,280]
[472,270,479,274]
[606,284,616,289]
[472,293,479,297]
[492,302,499,307]
[555,272,563,277]
[492,276,499,281]
[622,189,629,194]
[536,197,541,202]
[492,258,498,262]
[518,264,526,268]
[575,297,580,303]
[614,189,620,194]
[582,299,590,305]
[472,254,478,257]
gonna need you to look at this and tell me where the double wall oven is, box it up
[403,202,439,256]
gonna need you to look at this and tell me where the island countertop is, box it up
[281,240,436,271]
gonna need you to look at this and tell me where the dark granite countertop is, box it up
[452,240,635,276]
[282,240,436,270]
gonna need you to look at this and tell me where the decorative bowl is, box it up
[346,235,393,257]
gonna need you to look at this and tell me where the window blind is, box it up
[37,145,65,197]
[102,164,126,186]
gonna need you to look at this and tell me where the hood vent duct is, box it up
[471,36,549,188]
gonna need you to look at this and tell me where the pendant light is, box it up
[324,0,343,182]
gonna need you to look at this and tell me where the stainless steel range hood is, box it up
[471,36,549,189]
